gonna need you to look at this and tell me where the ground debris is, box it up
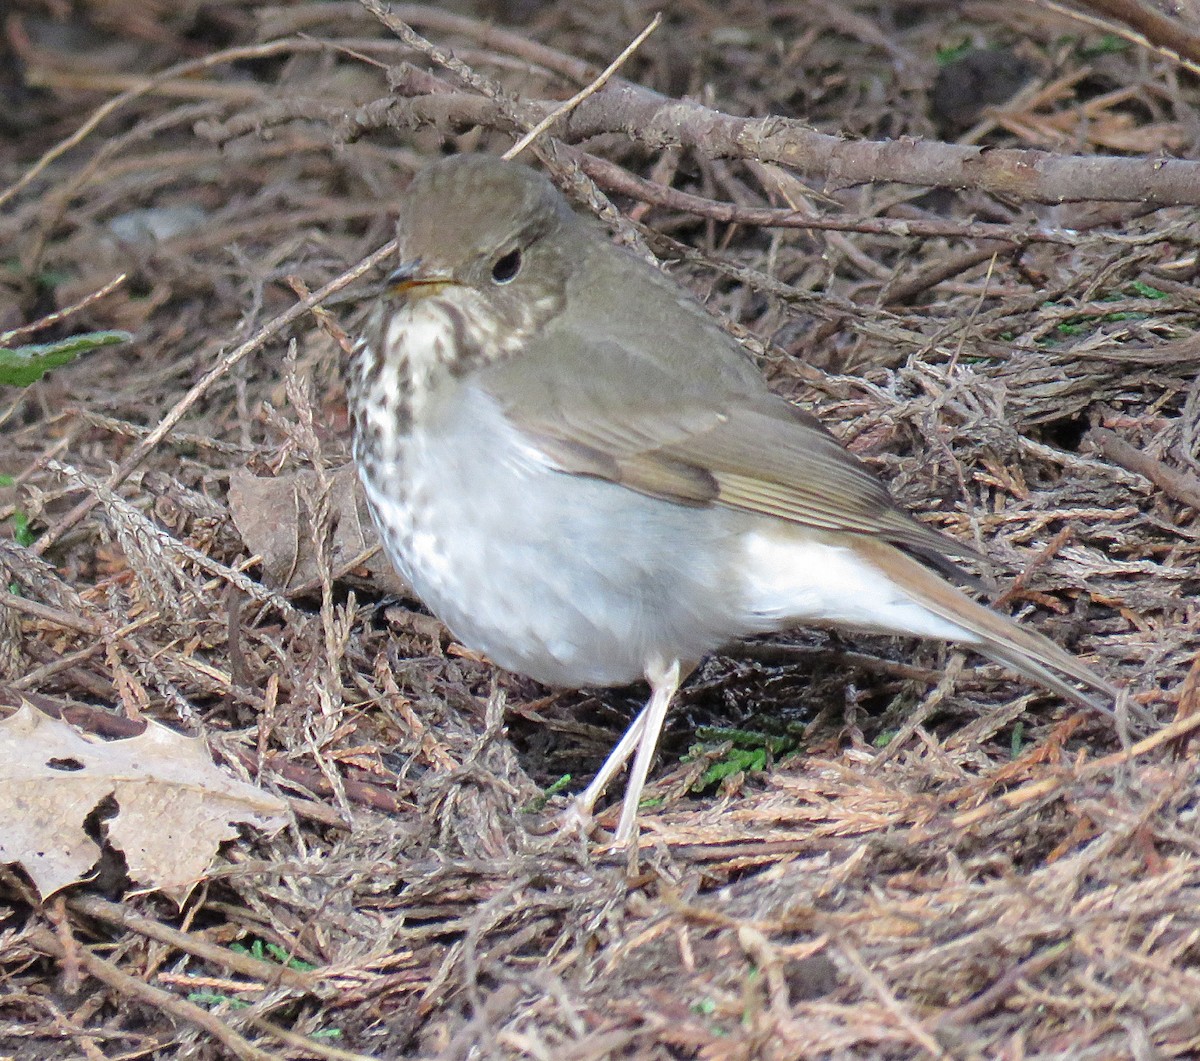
[1,1,1198,1057]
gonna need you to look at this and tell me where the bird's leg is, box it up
[613,658,683,845]
[565,701,651,830]
[559,659,690,843]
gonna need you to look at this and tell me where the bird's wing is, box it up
[479,339,979,568]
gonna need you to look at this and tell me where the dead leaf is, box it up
[0,700,287,899]
[228,463,409,596]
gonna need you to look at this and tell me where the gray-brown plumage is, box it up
[347,153,1116,844]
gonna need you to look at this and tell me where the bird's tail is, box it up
[853,537,1118,712]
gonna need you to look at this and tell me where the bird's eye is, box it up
[491,249,522,284]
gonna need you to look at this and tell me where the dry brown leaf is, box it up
[0,700,288,899]
[228,463,409,596]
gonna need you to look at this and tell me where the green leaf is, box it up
[266,942,314,971]
[1080,34,1129,56]
[230,940,261,959]
[231,937,313,971]
[0,330,131,387]
[695,747,762,788]
[1011,720,1025,758]
[11,510,35,548]
[187,991,250,1010]
[522,773,572,813]
[693,725,797,754]
[688,724,802,790]
[1127,280,1167,299]
[936,40,974,65]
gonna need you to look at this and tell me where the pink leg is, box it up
[613,658,682,845]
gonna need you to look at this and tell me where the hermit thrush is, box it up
[347,153,1115,845]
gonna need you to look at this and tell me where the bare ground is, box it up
[1,1,1199,1057]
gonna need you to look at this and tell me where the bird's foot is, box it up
[542,797,640,856]
[553,796,596,841]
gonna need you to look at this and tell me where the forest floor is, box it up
[2,1,1199,1057]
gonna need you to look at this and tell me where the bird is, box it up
[346,152,1116,845]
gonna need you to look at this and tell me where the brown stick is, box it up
[555,85,1200,206]
[67,895,316,991]
[950,709,1200,830]
[0,40,337,210]
[578,154,1093,247]
[936,941,1071,1027]
[359,79,1200,207]
[25,925,282,1061]
[1088,428,1200,511]
[1071,0,1200,65]
[1,592,100,635]
[260,1,596,83]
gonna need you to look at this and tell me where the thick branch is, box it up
[356,73,1200,206]
[555,84,1200,206]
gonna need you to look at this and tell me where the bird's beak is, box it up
[386,259,456,300]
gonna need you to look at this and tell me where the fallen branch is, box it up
[1087,428,1200,511]
[26,924,281,1061]
[354,76,1200,206]
[68,894,316,991]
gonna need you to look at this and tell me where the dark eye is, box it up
[491,249,521,284]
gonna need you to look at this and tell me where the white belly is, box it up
[360,384,749,687]
[361,384,973,689]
